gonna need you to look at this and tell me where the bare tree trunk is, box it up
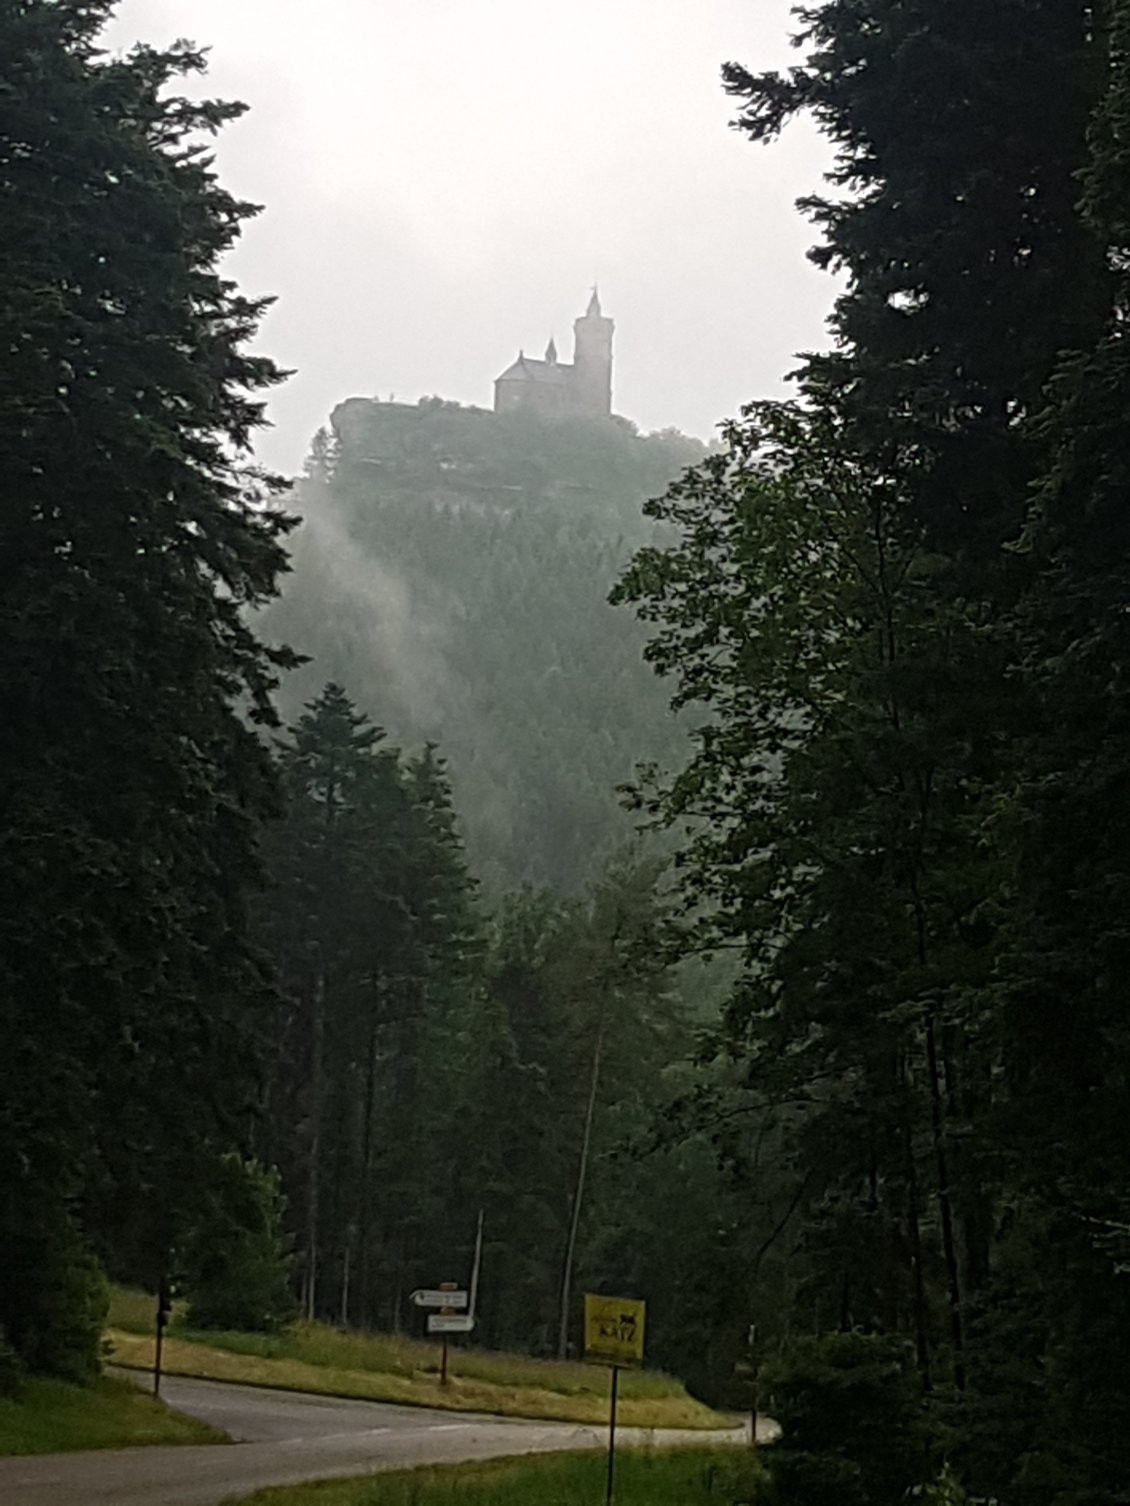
[303,967,326,1322]
[557,1016,606,1360]
[925,1006,965,1390]
[356,995,380,1327]
[304,752,341,1324]
[907,826,964,1391]
[902,1070,932,1389]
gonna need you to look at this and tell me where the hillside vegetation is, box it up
[259,400,706,892]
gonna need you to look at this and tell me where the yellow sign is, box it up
[584,1293,646,1365]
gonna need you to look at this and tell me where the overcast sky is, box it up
[102,1,835,474]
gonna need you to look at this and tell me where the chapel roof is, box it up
[495,354,574,385]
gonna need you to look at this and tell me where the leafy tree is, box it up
[615,401,981,1381]
[0,1,294,1374]
[443,856,693,1362]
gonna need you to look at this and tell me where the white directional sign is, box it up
[428,1313,475,1334]
[411,1288,469,1310]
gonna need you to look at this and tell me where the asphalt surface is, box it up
[0,1372,752,1506]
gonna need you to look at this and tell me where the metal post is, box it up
[606,1364,619,1506]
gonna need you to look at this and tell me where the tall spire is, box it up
[586,285,602,317]
[545,335,558,364]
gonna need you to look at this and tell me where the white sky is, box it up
[102,1,835,474]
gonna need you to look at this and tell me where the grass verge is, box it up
[0,1375,229,1456]
[107,1288,728,1431]
[223,1446,762,1506]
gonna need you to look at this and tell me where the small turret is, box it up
[545,336,558,364]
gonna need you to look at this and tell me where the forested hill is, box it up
[260,398,708,891]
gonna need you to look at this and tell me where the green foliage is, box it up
[256,684,484,1330]
[184,1156,295,1334]
[253,695,723,1386]
[259,400,705,892]
[0,1206,107,1384]
[0,0,294,1378]
[723,0,1106,561]
[462,855,689,1360]
[762,1333,931,1506]
[615,2,1130,1501]
[912,1467,997,1506]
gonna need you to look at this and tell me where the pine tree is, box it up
[963,5,1130,1495]
[618,6,1123,1496]
[257,690,485,1329]
[0,1,295,1374]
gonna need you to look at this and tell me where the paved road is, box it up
[0,1373,752,1506]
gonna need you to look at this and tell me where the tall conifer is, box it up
[0,1,294,1372]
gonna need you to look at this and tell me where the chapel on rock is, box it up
[493,289,614,419]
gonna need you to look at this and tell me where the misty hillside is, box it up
[260,398,708,891]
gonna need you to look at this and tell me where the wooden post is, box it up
[605,1364,619,1506]
[440,1334,449,1386]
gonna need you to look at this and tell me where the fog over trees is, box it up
[259,398,707,891]
[4,4,1130,1504]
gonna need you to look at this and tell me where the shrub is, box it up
[762,1330,934,1506]
[0,1205,108,1382]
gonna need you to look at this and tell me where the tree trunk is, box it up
[303,967,326,1322]
[356,993,380,1327]
[925,1007,965,1390]
[901,1070,932,1389]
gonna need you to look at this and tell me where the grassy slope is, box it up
[108,1289,727,1430]
[226,1446,761,1506]
[0,1375,228,1456]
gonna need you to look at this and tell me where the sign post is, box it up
[415,1282,473,1386]
[583,1294,646,1506]
[606,1362,619,1506]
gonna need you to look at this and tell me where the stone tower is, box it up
[571,287,614,417]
